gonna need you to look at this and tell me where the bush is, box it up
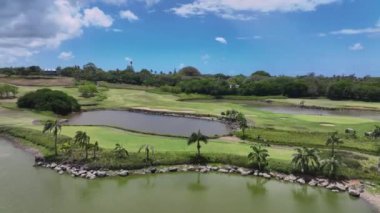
[78,83,98,98]
[0,83,18,99]
[17,88,80,115]
[283,82,308,98]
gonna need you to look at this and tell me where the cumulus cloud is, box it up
[120,10,139,22]
[349,43,364,51]
[0,0,113,64]
[171,0,338,20]
[215,37,227,44]
[83,7,113,27]
[58,51,74,60]
[101,0,127,5]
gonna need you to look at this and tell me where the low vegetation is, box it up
[17,88,80,115]
[0,83,18,99]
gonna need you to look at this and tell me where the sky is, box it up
[0,0,380,76]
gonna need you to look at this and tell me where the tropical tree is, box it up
[138,144,154,165]
[320,155,341,179]
[291,147,320,174]
[188,130,208,157]
[248,144,269,171]
[92,141,99,159]
[326,132,343,156]
[372,125,380,139]
[74,131,90,160]
[113,143,129,159]
[42,120,62,156]
[237,113,248,139]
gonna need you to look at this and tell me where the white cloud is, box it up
[171,0,338,20]
[125,57,133,62]
[377,18,380,27]
[331,28,380,35]
[318,33,327,37]
[83,7,113,27]
[349,43,364,51]
[120,10,139,22]
[237,35,262,40]
[58,51,74,60]
[215,37,227,44]
[0,0,113,64]
[101,0,127,5]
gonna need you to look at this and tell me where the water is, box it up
[68,110,230,137]
[0,138,375,213]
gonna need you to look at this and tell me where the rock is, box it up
[335,183,347,191]
[209,166,219,171]
[297,178,306,184]
[218,169,229,173]
[308,179,318,186]
[50,163,57,168]
[200,168,209,173]
[149,167,157,174]
[326,183,336,190]
[34,155,45,163]
[159,168,169,173]
[35,161,43,166]
[96,171,107,177]
[318,180,329,187]
[332,189,339,193]
[348,188,361,197]
[284,175,297,182]
[58,170,64,175]
[168,167,178,172]
[118,170,129,177]
[262,173,271,179]
[240,170,253,176]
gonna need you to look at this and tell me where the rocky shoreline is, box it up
[35,161,364,198]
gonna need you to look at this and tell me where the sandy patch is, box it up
[320,123,336,127]
[219,136,242,143]
[133,107,195,114]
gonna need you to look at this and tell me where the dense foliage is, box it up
[78,82,98,98]
[2,64,380,102]
[17,88,80,115]
[0,83,18,99]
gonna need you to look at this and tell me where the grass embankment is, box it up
[1,126,379,181]
[1,85,379,133]
[236,128,380,155]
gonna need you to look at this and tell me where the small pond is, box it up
[68,110,230,137]
[0,138,375,213]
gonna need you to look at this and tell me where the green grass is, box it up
[270,98,380,111]
[1,86,379,134]
[238,128,380,154]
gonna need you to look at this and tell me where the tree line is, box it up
[1,64,380,102]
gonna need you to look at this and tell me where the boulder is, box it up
[348,188,361,197]
[308,179,318,186]
[118,170,129,177]
[149,167,157,174]
[262,173,271,179]
[168,167,178,172]
[96,171,107,177]
[297,178,306,184]
[218,169,229,173]
[284,175,297,182]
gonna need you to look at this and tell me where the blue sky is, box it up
[1,0,380,76]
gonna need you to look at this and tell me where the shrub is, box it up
[78,83,98,98]
[0,83,18,99]
[17,88,80,115]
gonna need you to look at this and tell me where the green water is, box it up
[0,138,375,213]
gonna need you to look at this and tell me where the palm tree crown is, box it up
[74,131,90,159]
[43,119,62,156]
[320,155,341,178]
[326,132,343,156]
[248,144,269,171]
[188,130,208,157]
[291,147,320,174]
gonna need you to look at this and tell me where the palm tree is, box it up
[42,119,62,156]
[114,143,129,159]
[248,144,269,171]
[92,141,99,159]
[320,155,341,179]
[326,132,343,156]
[237,113,248,139]
[138,144,154,165]
[74,131,90,160]
[291,147,320,174]
[188,130,208,157]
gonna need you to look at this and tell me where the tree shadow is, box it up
[246,178,268,197]
[187,173,208,192]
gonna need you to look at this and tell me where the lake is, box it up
[0,138,375,213]
[68,110,230,137]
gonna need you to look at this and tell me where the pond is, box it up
[68,110,230,137]
[0,138,375,213]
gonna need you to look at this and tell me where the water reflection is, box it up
[246,178,268,196]
[188,173,208,192]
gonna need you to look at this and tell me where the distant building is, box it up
[42,69,58,76]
